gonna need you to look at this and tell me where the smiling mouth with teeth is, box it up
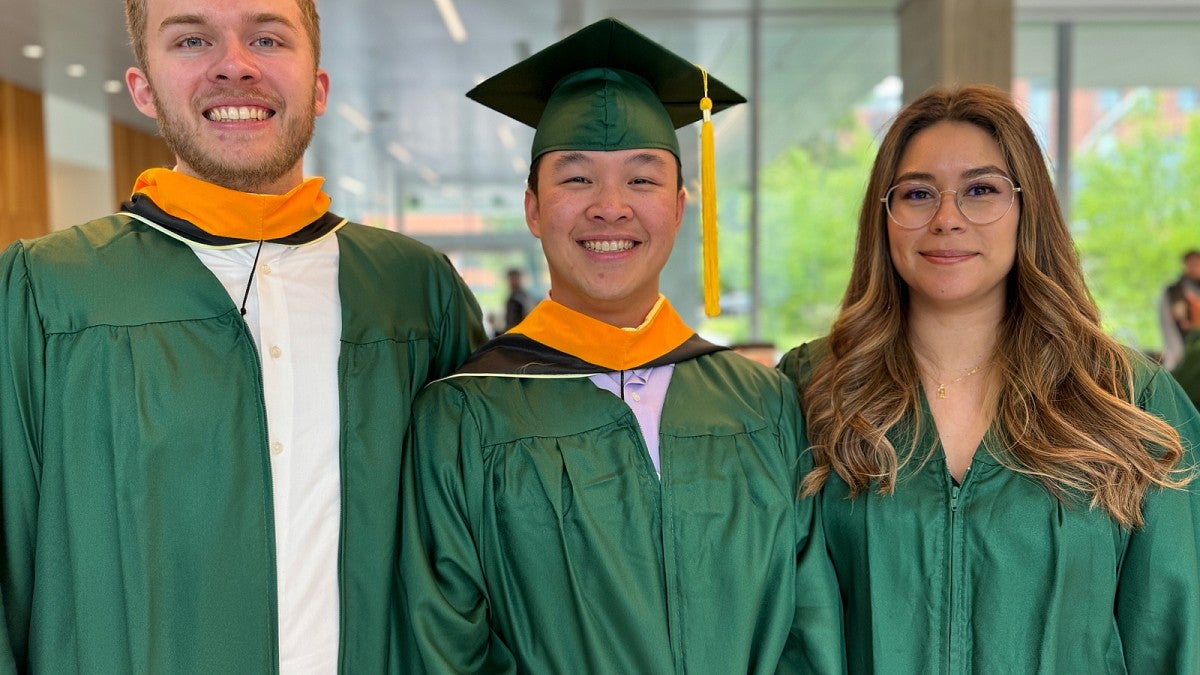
[582,240,636,253]
[205,106,273,122]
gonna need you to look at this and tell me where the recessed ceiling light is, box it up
[433,0,468,44]
[21,45,44,59]
[387,142,413,164]
[103,80,124,94]
[65,64,87,78]
[336,103,372,133]
[338,176,367,196]
[873,75,903,99]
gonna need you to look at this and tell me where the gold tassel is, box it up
[698,67,720,317]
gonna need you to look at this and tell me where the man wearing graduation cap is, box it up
[399,18,845,673]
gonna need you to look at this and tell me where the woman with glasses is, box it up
[779,85,1200,673]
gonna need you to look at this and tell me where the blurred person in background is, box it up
[1160,249,1200,369]
[502,266,532,332]
[1171,291,1200,409]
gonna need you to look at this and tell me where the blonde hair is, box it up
[125,0,322,71]
[802,85,1189,527]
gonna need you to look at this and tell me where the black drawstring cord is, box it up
[620,369,626,402]
[239,240,265,316]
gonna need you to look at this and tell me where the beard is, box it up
[150,85,317,194]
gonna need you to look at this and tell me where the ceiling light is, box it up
[21,45,44,59]
[873,76,903,100]
[387,142,413,164]
[66,64,87,78]
[336,103,372,133]
[420,167,440,184]
[433,0,468,44]
[103,80,124,95]
[510,157,527,174]
[338,176,367,196]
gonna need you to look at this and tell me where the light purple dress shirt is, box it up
[589,364,676,475]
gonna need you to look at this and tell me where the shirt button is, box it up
[631,392,642,402]
[270,441,284,456]
[269,345,282,358]
[260,263,272,275]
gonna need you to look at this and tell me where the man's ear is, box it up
[525,188,543,239]
[673,187,686,233]
[313,69,330,117]
[125,67,158,119]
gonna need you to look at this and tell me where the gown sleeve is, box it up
[0,242,45,674]
[1115,367,1200,673]
[776,340,826,401]
[399,381,516,674]
[428,255,487,382]
[774,370,847,674]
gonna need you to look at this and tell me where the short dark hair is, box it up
[1183,250,1200,262]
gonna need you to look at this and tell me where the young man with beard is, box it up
[399,19,844,673]
[0,0,485,671]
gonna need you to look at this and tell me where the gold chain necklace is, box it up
[935,364,984,399]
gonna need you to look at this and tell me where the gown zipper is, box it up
[947,465,971,674]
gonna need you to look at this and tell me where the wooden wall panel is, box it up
[111,120,174,209]
[0,80,50,248]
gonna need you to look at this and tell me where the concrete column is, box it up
[899,0,1013,103]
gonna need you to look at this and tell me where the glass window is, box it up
[1017,19,1200,358]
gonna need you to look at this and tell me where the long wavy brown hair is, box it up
[802,84,1189,527]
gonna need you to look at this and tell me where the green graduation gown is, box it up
[400,342,845,674]
[779,340,1200,674]
[0,215,485,673]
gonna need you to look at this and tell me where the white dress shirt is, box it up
[190,236,342,674]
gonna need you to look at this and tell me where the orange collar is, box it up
[509,296,694,371]
[132,168,331,240]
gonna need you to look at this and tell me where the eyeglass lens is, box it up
[885,175,1017,229]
